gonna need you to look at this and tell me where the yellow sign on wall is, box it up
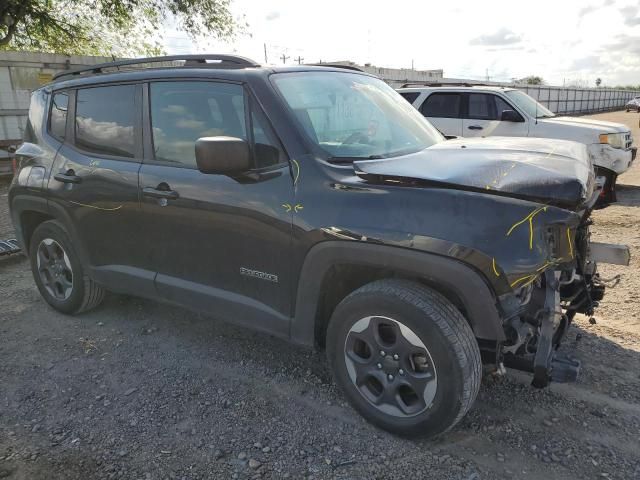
[37,72,53,85]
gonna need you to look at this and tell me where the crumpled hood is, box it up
[354,137,594,210]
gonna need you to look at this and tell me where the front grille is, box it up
[625,132,633,150]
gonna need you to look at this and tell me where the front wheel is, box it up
[29,220,105,314]
[326,279,482,437]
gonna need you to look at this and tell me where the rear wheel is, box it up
[326,279,482,437]
[29,220,105,314]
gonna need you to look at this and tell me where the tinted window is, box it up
[50,91,68,139]
[494,95,513,117]
[420,93,461,118]
[251,106,285,168]
[468,93,493,120]
[75,85,136,157]
[399,92,420,104]
[150,82,247,167]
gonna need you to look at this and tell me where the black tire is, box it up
[326,279,481,437]
[29,220,105,314]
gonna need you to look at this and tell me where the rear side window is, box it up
[75,85,137,158]
[399,92,420,104]
[467,93,493,120]
[420,93,461,118]
[50,91,69,140]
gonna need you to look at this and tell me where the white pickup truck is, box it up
[398,86,636,204]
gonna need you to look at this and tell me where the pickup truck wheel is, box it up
[326,279,481,437]
[29,220,105,314]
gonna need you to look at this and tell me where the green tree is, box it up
[0,0,239,56]
[519,75,545,85]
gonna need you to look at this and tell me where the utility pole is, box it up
[295,55,304,65]
[411,59,414,70]
[264,43,268,64]
[280,53,290,64]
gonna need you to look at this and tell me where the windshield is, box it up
[272,72,443,161]
[504,90,555,119]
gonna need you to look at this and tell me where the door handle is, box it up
[467,125,483,130]
[143,185,179,200]
[54,170,82,184]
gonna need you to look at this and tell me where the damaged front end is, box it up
[499,190,630,387]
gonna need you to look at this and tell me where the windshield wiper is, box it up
[328,154,384,164]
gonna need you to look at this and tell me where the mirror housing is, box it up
[195,136,251,174]
[500,109,524,122]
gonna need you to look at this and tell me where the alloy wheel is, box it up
[343,315,438,417]
[36,238,73,301]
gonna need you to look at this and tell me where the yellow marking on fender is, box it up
[566,227,574,258]
[69,201,122,211]
[492,258,500,277]
[294,204,304,212]
[282,203,292,212]
[506,206,548,250]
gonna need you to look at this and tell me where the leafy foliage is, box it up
[519,75,545,85]
[0,0,238,56]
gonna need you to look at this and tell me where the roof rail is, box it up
[307,63,364,72]
[52,54,260,81]
[400,81,508,88]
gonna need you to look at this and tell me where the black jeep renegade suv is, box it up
[9,55,628,437]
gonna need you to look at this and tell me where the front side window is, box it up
[150,81,247,168]
[272,72,442,161]
[420,93,462,119]
[50,91,69,139]
[75,85,137,157]
[504,90,555,119]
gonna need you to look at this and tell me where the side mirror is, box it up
[195,136,250,174]
[500,110,524,122]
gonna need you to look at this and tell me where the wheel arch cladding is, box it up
[291,242,506,347]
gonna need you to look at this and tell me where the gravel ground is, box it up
[1,111,640,480]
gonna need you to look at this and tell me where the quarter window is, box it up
[420,93,461,119]
[75,85,137,158]
[50,91,69,140]
[399,92,420,104]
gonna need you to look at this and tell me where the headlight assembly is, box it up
[599,132,626,149]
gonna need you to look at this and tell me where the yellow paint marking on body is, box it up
[491,258,500,277]
[506,206,548,250]
[69,201,122,212]
[291,159,301,185]
[510,274,538,288]
[566,227,574,258]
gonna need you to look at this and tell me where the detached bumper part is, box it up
[588,242,631,266]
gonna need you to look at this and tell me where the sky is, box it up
[163,0,640,87]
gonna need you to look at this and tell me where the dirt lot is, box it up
[1,111,640,480]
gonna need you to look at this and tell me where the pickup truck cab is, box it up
[398,86,636,203]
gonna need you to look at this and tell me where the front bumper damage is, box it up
[501,239,630,388]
